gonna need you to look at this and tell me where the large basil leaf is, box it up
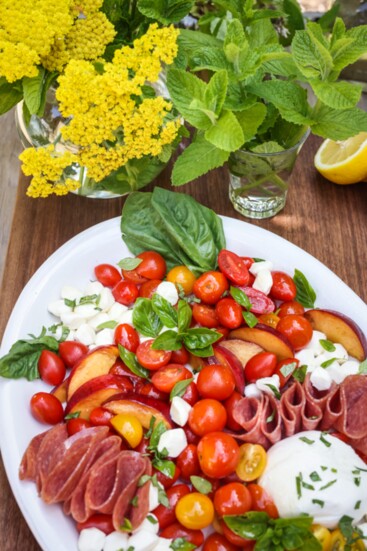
[0,334,59,380]
[133,297,163,338]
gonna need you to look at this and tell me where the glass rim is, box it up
[236,127,311,158]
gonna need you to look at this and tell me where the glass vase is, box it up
[228,130,310,219]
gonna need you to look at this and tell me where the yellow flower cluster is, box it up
[20,146,79,198]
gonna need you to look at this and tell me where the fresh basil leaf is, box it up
[170,537,196,550]
[0,334,59,381]
[243,311,258,328]
[230,286,252,309]
[149,421,167,450]
[292,364,307,383]
[96,320,118,330]
[184,343,215,357]
[280,361,298,378]
[170,378,193,401]
[265,384,281,399]
[293,269,316,308]
[151,330,183,351]
[117,257,143,270]
[64,411,81,420]
[320,358,338,368]
[133,297,163,338]
[177,299,192,333]
[153,458,176,479]
[359,359,367,374]
[223,511,269,539]
[319,339,336,352]
[183,327,222,349]
[118,344,149,379]
[190,476,212,494]
[120,517,132,532]
[152,293,178,328]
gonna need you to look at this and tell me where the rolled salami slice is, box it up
[19,431,49,481]
[333,375,367,439]
[280,381,305,436]
[233,396,270,448]
[261,394,282,446]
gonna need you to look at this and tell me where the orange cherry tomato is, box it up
[188,399,227,436]
[151,364,192,394]
[193,271,229,305]
[197,432,240,479]
[175,492,215,530]
[277,300,305,318]
[197,364,236,401]
[236,443,267,481]
[258,313,280,329]
[276,314,313,350]
[166,265,196,295]
[135,339,172,370]
[247,483,279,518]
[214,482,252,517]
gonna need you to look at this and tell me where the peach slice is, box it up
[67,345,120,400]
[219,339,264,367]
[103,392,172,430]
[51,377,69,403]
[304,309,367,361]
[229,324,294,360]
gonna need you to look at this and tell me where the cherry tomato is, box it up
[216,326,230,340]
[110,413,143,448]
[329,529,365,550]
[247,483,278,518]
[77,514,115,534]
[270,271,297,302]
[176,492,214,530]
[224,391,243,432]
[220,522,255,548]
[184,425,201,446]
[197,364,236,401]
[123,251,166,282]
[214,482,252,517]
[112,280,139,306]
[38,350,66,386]
[198,432,240,479]
[166,265,196,295]
[244,352,277,383]
[136,339,172,371]
[58,341,88,368]
[311,525,331,551]
[160,522,204,547]
[153,484,191,529]
[277,300,305,318]
[215,298,243,329]
[154,464,181,490]
[170,346,190,365]
[94,264,121,287]
[218,250,250,286]
[176,444,201,480]
[89,406,114,427]
[139,279,162,299]
[239,287,275,314]
[114,323,140,352]
[236,443,267,481]
[241,257,254,269]
[151,364,192,394]
[192,303,219,328]
[134,380,169,401]
[203,533,238,551]
[189,399,227,436]
[30,392,64,425]
[275,358,299,388]
[258,313,280,329]
[276,314,313,350]
[66,418,91,436]
[193,271,229,305]
[180,381,199,407]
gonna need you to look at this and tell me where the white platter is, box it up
[0,215,366,551]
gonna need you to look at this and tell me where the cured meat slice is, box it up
[301,398,322,431]
[19,431,48,481]
[233,396,269,448]
[260,394,282,446]
[320,387,342,430]
[129,457,152,530]
[303,374,336,411]
[34,424,69,492]
[280,382,305,436]
[333,375,367,439]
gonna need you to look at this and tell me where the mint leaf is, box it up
[137,0,194,24]
[205,109,244,152]
[293,269,316,308]
[235,103,267,142]
[331,24,367,73]
[166,69,211,130]
[310,80,362,110]
[22,67,45,115]
[205,70,228,117]
[292,24,333,80]
[311,105,367,140]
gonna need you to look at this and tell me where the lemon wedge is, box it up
[314,132,367,184]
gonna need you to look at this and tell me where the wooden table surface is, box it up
[0,134,366,550]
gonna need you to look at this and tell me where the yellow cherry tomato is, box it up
[175,492,215,530]
[258,313,280,329]
[311,525,331,551]
[166,265,196,295]
[110,413,143,448]
[235,443,267,482]
[329,529,365,550]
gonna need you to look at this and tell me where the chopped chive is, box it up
[299,436,315,445]
[331,468,338,473]
[302,481,315,490]
[310,471,321,482]
[320,479,337,490]
[321,358,338,368]
[264,384,281,400]
[266,409,275,423]
[319,339,336,352]
[353,465,367,473]
[321,466,328,471]
[355,500,361,510]
[320,433,331,447]
[312,499,324,508]
[130,496,138,507]
[354,477,361,487]
[296,474,302,499]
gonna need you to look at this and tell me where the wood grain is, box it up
[0,135,366,551]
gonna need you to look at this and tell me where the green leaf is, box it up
[64,411,81,420]
[153,458,176,479]
[311,105,367,141]
[293,269,316,308]
[96,320,118,330]
[0,333,59,380]
[22,67,46,115]
[319,339,336,353]
[190,476,212,494]
[235,103,267,143]
[149,421,167,450]
[0,78,23,115]
[170,378,193,401]
[189,47,232,73]
[223,512,269,540]
[151,330,183,351]
[291,24,333,80]
[170,538,196,551]
[318,2,340,32]
[118,345,150,379]
[137,0,194,24]
[204,70,228,117]
[205,110,244,152]
[133,297,163,338]
[172,133,230,186]
[183,328,222,350]
[280,361,298,378]
[293,365,307,383]
[230,286,251,309]
[177,300,192,333]
[167,69,212,130]
[252,141,284,153]
[152,293,178,328]
[247,18,278,49]
[310,80,362,110]
[331,25,367,73]
[359,359,367,375]
[117,257,143,270]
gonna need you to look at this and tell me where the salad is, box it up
[1,190,367,551]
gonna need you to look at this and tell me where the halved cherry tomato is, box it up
[30,392,64,425]
[189,399,227,436]
[58,341,88,368]
[220,521,255,548]
[236,443,267,481]
[239,287,275,314]
[176,444,201,480]
[203,533,238,551]
[181,381,199,407]
[277,300,305,318]
[136,339,172,371]
[275,358,299,388]
[94,264,121,287]
[329,529,365,550]
[66,418,91,436]
[123,251,166,282]
[112,280,139,306]
[218,250,250,286]
[198,432,240,479]
[311,525,331,551]
[153,484,191,529]
[215,298,243,329]
[170,346,190,365]
[197,364,236,401]
[214,482,252,517]
[276,314,313,350]
[151,364,192,394]
[154,464,181,490]
[77,514,115,534]
[89,406,114,427]
[160,522,204,547]
[258,313,280,329]
[176,492,214,530]
[110,413,143,448]
[241,257,254,269]
[192,303,219,328]
[270,272,297,301]
[38,350,66,386]
[139,279,162,299]
[247,483,278,518]
[193,271,229,305]
[166,265,196,295]
[114,323,140,352]
[244,352,277,383]
[224,391,243,431]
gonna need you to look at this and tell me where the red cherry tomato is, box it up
[218,250,250,286]
[139,279,162,299]
[136,339,172,371]
[58,341,88,368]
[176,444,201,480]
[153,484,191,529]
[214,482,252,517]
[112,280,139,306]
[192,303,219,328]
[275,358,300,388]
[238,287,275,314]
[247,483,279,518]
[76,514,114,534]
[114,323,140,352]
[203,533,238,551]
[160,522,204,547]
[197,364,236,401]
[181,381,199,407]
[38,350,66,386]
[270,272,297,302]
[94,264,121,287]
[215,298,243,329]
[276,314,313,350]
[277,300,305,318]
[224,391,243,431]
[184,425,201,446]
[154,464,181,490]
[220,521,255,548]
[134,380,169,401]
[30,392,64,425]
[67,418,91,435]
[193,271,229,305]
[197,432,240,479]
[170,346,190,365]
[244,352,277,383]
[123,251,166,282]
[151,364,192,394]
[89,407,114,427]
[189,399,227,436]
[241,257,254,269]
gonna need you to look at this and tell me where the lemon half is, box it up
[314,132,367,184]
